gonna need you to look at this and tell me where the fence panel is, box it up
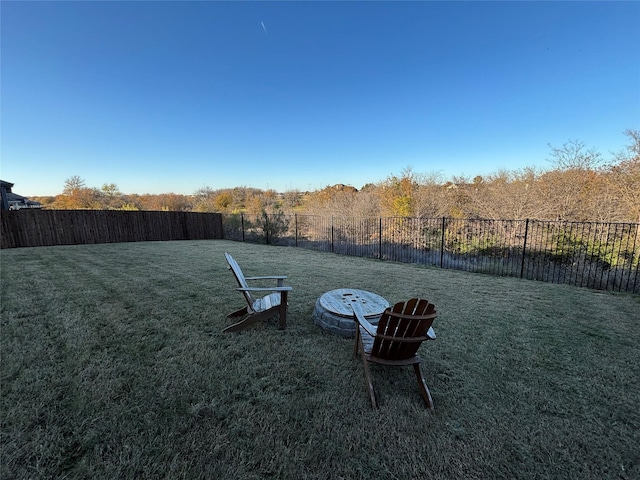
[223,213,639,293]
[1,209,223,248]
[294,215,331,252]
[521,220,639,292]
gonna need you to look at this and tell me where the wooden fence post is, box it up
[331,216,334,253]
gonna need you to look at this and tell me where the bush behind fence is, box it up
[223,213,640,294]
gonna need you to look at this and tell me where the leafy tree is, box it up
[192,187,217,212]
[214,192,234,212]
[53,188,102,209]
[245,193,265,215]
[98,183,126,209]
[101,183,121,197]
[258,209,289,244]
[52,176,102,209]
[119,203,139,211]
[377,167,418,217]
[133,193,191,211]
[302,184,364,217]
[158,193,192,212]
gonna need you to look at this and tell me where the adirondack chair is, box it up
[351,298,437,411]
[224,252,292,332]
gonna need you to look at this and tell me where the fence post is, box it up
[440,217,446,268]
[520,218,529,279]
[241,214,245,242]
[331,216,334,253]
[295,213,298,247]
[379,217,382,259]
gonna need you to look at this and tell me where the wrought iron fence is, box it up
[222,214,640,293]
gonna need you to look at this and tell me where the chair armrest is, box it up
[237,286,293,292]
[244,276,287,281]
[245,275,288,287]
[350,303,377,337]
[427,326,436,340]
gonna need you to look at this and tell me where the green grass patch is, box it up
[1,240,639,479]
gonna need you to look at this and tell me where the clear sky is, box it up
[1,1,639,196]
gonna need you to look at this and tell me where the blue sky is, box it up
[2,1,639,196]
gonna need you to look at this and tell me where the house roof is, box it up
[1,179,42,209]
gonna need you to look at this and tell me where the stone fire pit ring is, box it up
[312,288,390,338]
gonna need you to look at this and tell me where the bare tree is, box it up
[281,189,302,213]
[463,168,547,220]
[63,175,86,195]
[411,172,451,219]
[547,139,604,171]
[605,129,640,222]
[538,140,604,220]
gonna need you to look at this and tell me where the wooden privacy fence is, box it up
[1,209,223,248]
[223,213,640,293]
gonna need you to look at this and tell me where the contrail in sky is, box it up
[261,21,268,36]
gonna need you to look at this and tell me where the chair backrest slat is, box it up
[225,253,254,306]
[371,298,436,361]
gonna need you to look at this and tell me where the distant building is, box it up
[0,180,42,210]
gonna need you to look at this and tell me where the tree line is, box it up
[33,130,640,223]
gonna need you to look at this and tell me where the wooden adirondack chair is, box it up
[351,298,437,411]
[224,252,292,332]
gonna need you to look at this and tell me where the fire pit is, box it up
[312,288,390,338]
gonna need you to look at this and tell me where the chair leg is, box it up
[278,291,288,330]
[223,315,260,333]
[353,325,361,357]
[413,363,435,413]
[361,352,377,409]
[227,306,248,319]
[223,310,271,333]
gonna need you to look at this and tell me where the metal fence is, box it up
[222,213,640,293]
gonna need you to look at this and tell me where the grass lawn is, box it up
[1,240,639,479]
